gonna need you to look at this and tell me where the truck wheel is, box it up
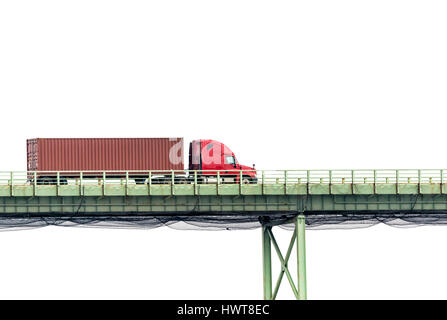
[176,177,187,184]
[151,177,169,184]
[242,176,257,184]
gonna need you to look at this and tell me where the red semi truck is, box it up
[27,138,257,184]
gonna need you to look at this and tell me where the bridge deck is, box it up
[0,182,445,197]
[0,170,445,216]
[0,169,444,217]
[1,169,446,197]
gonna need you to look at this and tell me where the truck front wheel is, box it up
[242,176,257,184]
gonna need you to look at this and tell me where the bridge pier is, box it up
[262,225,273,299]
[262,215,307,300]
[296,215,307,300]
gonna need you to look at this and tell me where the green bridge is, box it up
[1,169,446,214]
[1,169,447,300]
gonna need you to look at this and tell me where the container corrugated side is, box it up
[26,138,184,172]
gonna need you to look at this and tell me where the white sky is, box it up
[0,0,446,299]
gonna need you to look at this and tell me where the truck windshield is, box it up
[225,156,235,165]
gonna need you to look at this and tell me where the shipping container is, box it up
[27,138,184,173]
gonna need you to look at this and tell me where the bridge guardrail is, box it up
[0,169,446,186]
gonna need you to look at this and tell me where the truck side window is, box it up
[225,156,235,164]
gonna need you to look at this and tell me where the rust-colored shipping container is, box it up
[27,138,184,172]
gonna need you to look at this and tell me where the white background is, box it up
[0,0,446,299]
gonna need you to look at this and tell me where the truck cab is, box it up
[189,139,257,183]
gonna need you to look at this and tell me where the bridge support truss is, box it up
[262,215,307,300]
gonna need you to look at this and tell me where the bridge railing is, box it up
[0,170,446,186]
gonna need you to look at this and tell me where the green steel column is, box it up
[296,215,307,300]
[262,226,272,300]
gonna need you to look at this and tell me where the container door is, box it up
[27,139,38,171]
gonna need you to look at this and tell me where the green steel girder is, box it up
[0,194,445,215]
[1,182,447,198]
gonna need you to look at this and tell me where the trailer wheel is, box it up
[134,178,146,185]
[37,177,56,185]
[37,177,68,185]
